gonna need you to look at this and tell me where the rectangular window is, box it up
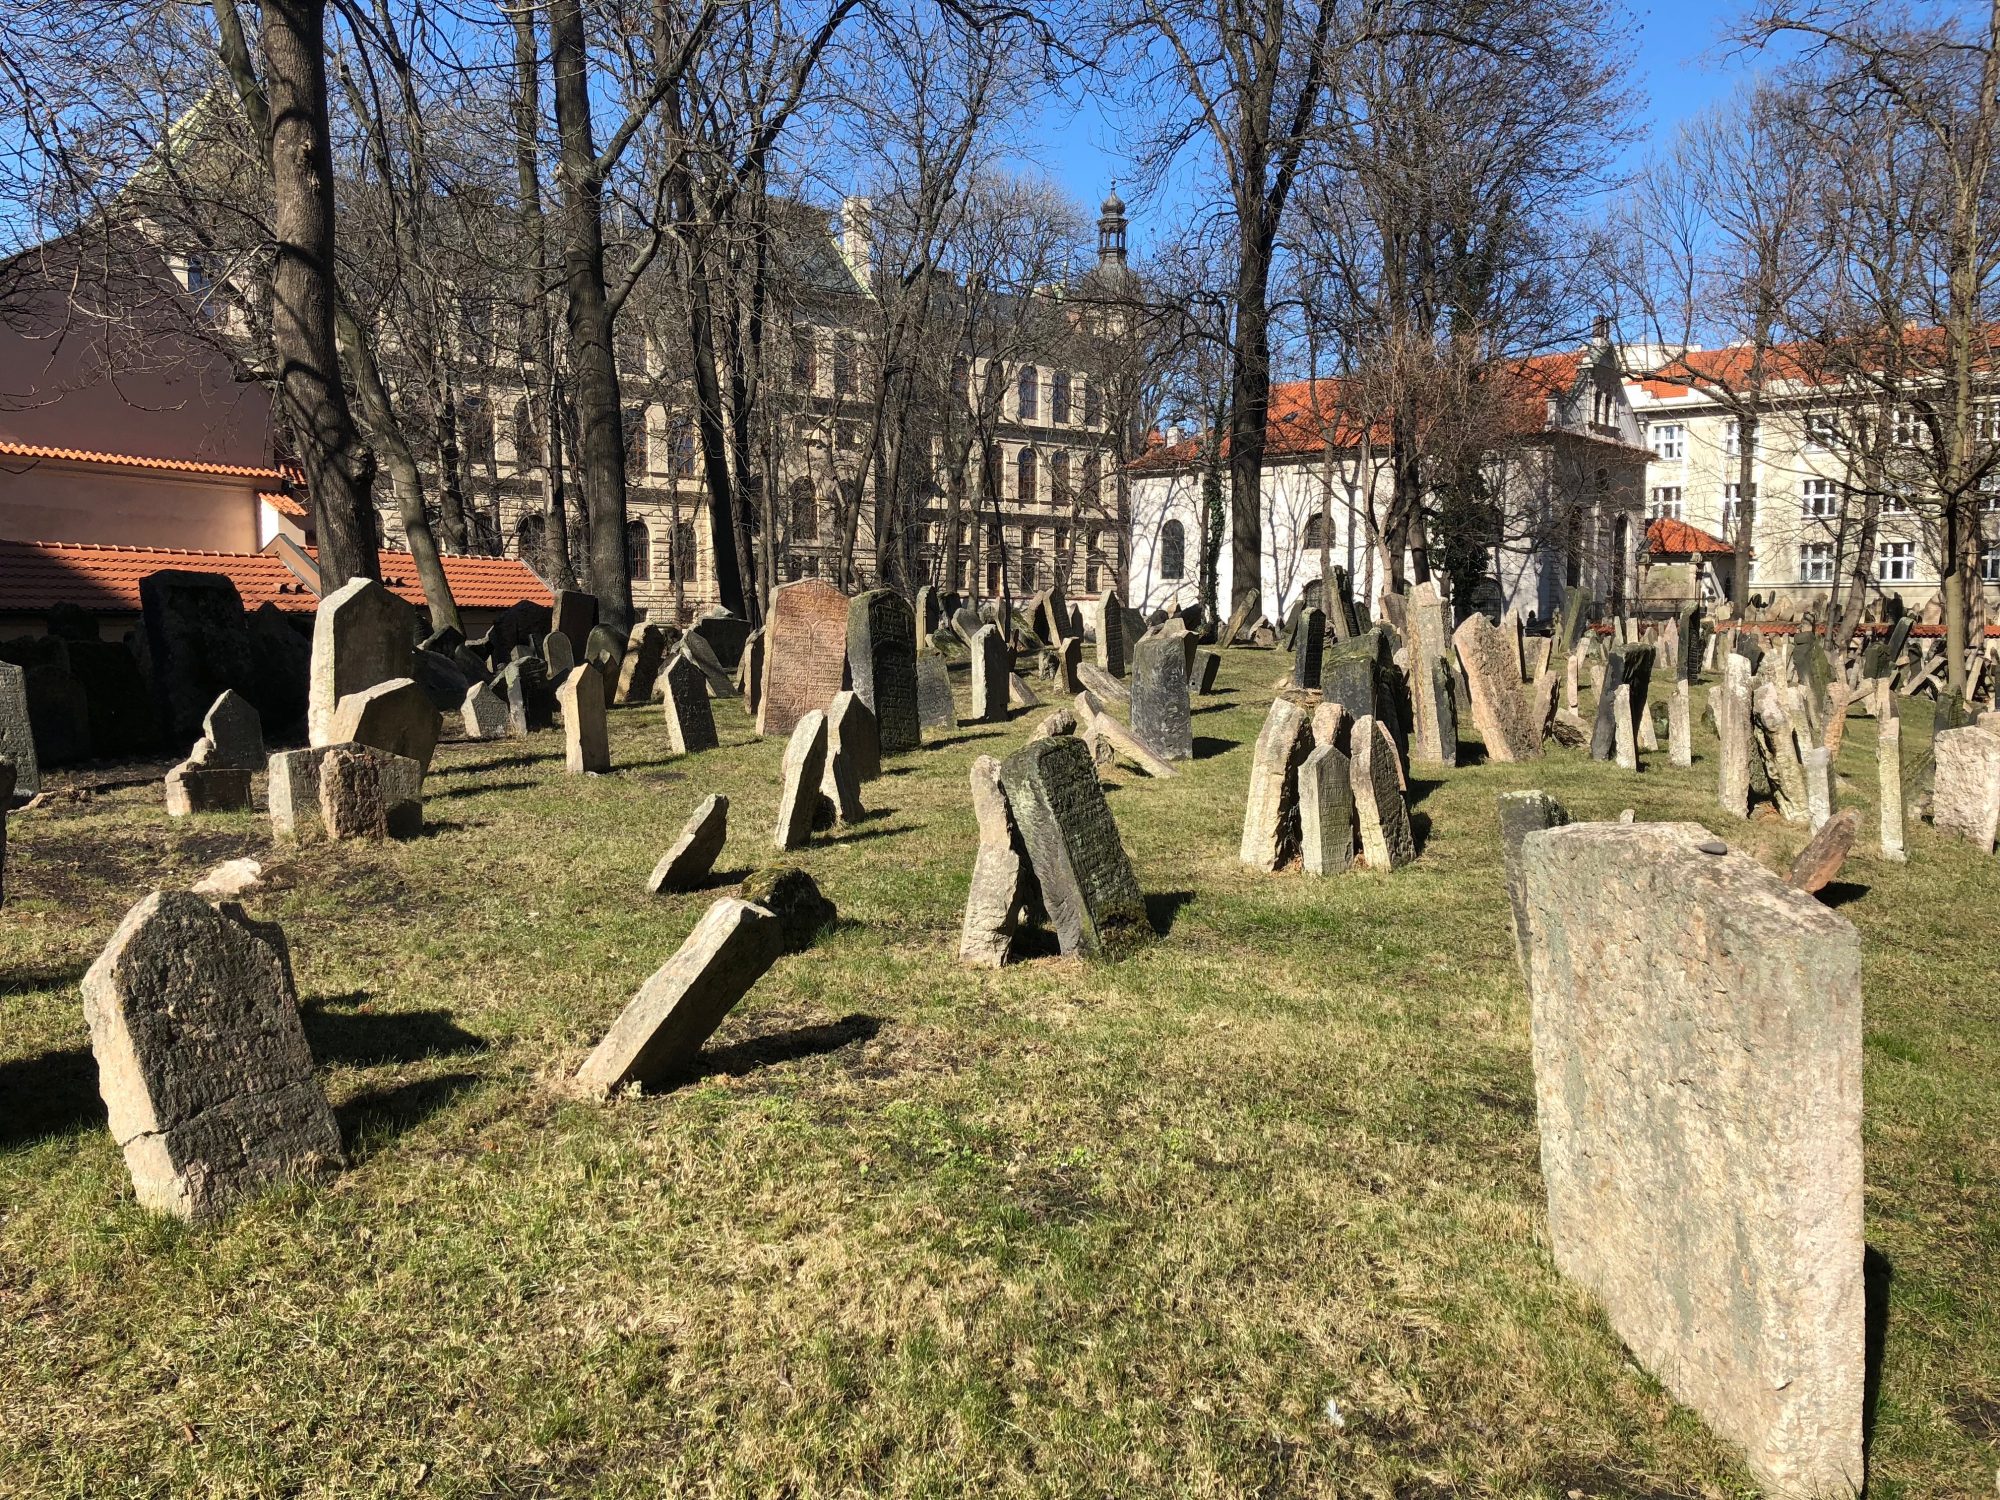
[1647,422,1685,461]
[1880,486,1911,515]
[1799,542,1834,583]
[1801,478,1841,518]
[1722,483,1756,535]
[1647,486,1684,520]
[1052,371,1072,425]
[1723,423,1759,460]
[1891,407,1919,447]
[1804,413,1839,450]
[1877,540,1915,582]
[1984,544,2000,583]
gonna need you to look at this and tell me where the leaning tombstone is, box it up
[1008,672,1041,710]
[82,891,344,1220]
[1290,607,1326,690]
[615,623,670,705]
[739,627,766,718]
[1055,637,1084,694]
[818,699,870,824]
[825,689,881,782]
[1090,712,1180,780]
[201,689,265,768]
[164,759,252,817]
[1298,742,1354,876]
[1076,660,1131,705]
[1193,649,1222,694]
[969,624,1010,724]
[662,652,719,755]
[1221,589,1259,648]
[1130,633,1194,761]
[772,710,830,850]
[461,682,509,741]
[543,629,577,681]
[329,676,442,774]
[1239,697,1314,871]
[1407,582,1454,767]
[1932,724,2000,853]
[916,648,957,734]
[1787,808,1860,895]
[500,656,555,736]
[1453,615,1542,762]
[308,577,417,747]
[318,743,423,839]
[648,794,729,894]
[847,588,920,753]
[1715,655,1754,817]
[959,754,1037,967]
[1517,821,1862,1499]
[1496,790,1569,973]
[997,735,1149,957]
[1350,714,1415,870]
[556,663,611,773]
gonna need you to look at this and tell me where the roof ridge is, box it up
[0,438,288,481]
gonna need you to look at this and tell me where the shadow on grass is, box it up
[427,779,541,801]
[1146,889,1196,937]
[921,730,1007,750]
[302,995,488,1068]
[1818,881,1871,909]
[1865,1244,1892,1456]
[435,752,548,777]
[681,1012,884,1085]
[0,1045,102,1147]
[1,958,90,994]
[823,822,911,847]
[1192,735,1237,760]
[1407,775,1446,808]
[338,1072,481,1157]
[1411,811,1433,856]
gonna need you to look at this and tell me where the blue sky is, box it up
[1027,0,1784,254]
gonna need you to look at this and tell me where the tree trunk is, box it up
[259,0,378,588]
[1227,236,1272,617]
[548,0,632,637]
[1731,413,1758,611]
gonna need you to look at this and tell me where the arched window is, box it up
[1016,446,1037,504]
[673,520,702,582]
[1049,450,1071,509]
[1052,371,1072,424]
[791,329,816,391]
[1080,453,1101,505]
[952,357,971,403]
[789,478,818,541]
[622,406,648,477]
[512,397,541,469]
[627,519,651,581]
[1017,365,1039,421]
[1302,513,1324,551]
[1082,377,1102,428]
[461,396,494,467]
[669,417,696,479]
[1161,519,1186,581]
[833,335,858,398]
[515,512,547,572]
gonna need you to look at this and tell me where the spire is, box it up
[1097,185,1127,268]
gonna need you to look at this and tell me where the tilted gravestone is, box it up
[201,690,264,769]
[739,628,766,717]
[82,891,344,1220]
[1298,742,1353,876]
[959,754,1037,967]
[557,663,610,773]
[543,629,577,681]
[500,657,555,736]
[969,625,1010,724]
[772,709,830,850]
[1933,725,2000,853]
[757,579,850,738]
[318,743,424,839]
[1240,697,1314,871]
[461,682,509,740]
[847,589,920,753]
[1453,614,1541,762]
[1517,821,1863,1498]
[648,794,730,894]
[1495,790,1570,973]
[817,704,867,826]
[1590,645,1656,762]
[825,689,881,783]
[1350,713,1414,870]
[1221,588,1260,647]
[662,652,719,755]
[688,610,752,674]
[916,648,957,734]
[552,589,598,652]
[1193,649,1222,694]
[1130,634,1193,762]
[1290,607,1326,690]
[308,577,416,748]
[998,735,1149,958]
[916,585,941,638]
[329,677,442,774]
[0,662,42,800]
[413,649,469,716]
[618,623,671,705]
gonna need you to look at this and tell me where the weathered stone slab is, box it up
[1193,649,1222,693]
[82,890,343,1220]
[916,648,957,734]
[543,629,577,681]
[1030,706,1079,741]
[1008,672,1041,709]
[662,652,719,755]
[998,735,1148,957]
[1878,716,1906,862]
[164,760,252,816]
[500,657,555,736]
[551,590,596,653]
[309,578,416,748]
[612,623,667,705]
[1613,684,1638,771]
[737,627,766,718]
[1668,681,1692,767]
[825,689,881,783]
[969,625,1009,724]
[1496,790,1570,973]
[1221,589,1259,647]
[1454,614,1541,762]
[1095,588,1128,677]
[1754,681,1811,824]
[1803,746,1834,831]
[772,710,830,850]
[1350,714,1414,871]
[1518,821,1863,1499]
[140,571,260,745]
[557,664,610,773]
[462,682,508,740]
[1788,808,1859,894]
[201,690,264,768]
[758,579,850,737]
[267,746,329,838]
[1932,725,2000,852]
[1239,698,1314,871]
[847,589,920,753]
[959,754,1035,967]
[1716,656,1754,818]
[0,662,42,799]
[1290,607,1325,690]
[1406,582,1453,767]
[0,759,12,902]
[1130,635,1193,761]
[688,610,751,674]
[1298,743,1354,876]
[318,743,423,839]
[649,794,729,894]
[329,677,442,774]
[1090,713,1180,779]
[819,693,870,823]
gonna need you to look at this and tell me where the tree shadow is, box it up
[427,779,541,801]
[0,1045,103,1148]
[1406,775,1446,808]
[921,730,1005,750]
[1,958,90,995]
[681,1012,884,1084]
[1146,889,1197,937]
[822,822,911,846]
[1817,881,1871,909]
[1192,735,1236,760]
[435,752,546,776]
[301,994,488,1068]
[1864,1244,1892,1456]
[1410,811,1433,856]
[337,1072,481,1158]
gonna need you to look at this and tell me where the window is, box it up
[1020,527,1038,589]
[627,520,651,581]
[791,330,817,392]
[1647,422,1685,461]
[1302,512,1325,550]
[1891,406,1919,447]
[1082,377,1102,429]
[1079,453,1101,504]
[1881,485,1912,515]
[833,335,857,398]
[516,513,547,571]
[1723,422,1759,460]
[1802,478,1841,518]
[1804,412,1839,450]
[1877,540,1915,582]
[789,478,818,541]
[1017,365,1039,421]
[1160,519,1187,580]
[461,397,494,468]
[673,520,701,582]
[512,397,542,468]
[669,418,697,479]
[1984,543,2000,583]
[1722,483,1756,535]
[1016,446,1037,504]
[622,406,649,477]
[1050,450,1071,508]
[1052,371,1072,425]
[1798,542,1834,583]
[1647,486,1684,520]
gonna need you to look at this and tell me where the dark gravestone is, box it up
[689,610,752,674]
[413,649,470,715]
[1130,634,1194,761]
[489,599,553,662]
[1677,604,1703,684]
[0,637,90,765]
[758,579,850,737]
[0,665,41,798]
[45,602,97,641]
[245,603,311,736]
[917,649,957,734]
[1322,629,1406,763]
[63,636,158,758]
[1291,607,1326,690]
[618,623,671,705]
[662,652,719,754]
[1497,790,1571,973]
[1327,568,1358,641]
[1432,658,1458,760]
[584,624,624,688]
[1590,648,1633,762]
[1794,633,1834,725]
[846,589,920,754]
[916,586,941,638]
[1096,588,1128,678]
[139,571,259,744]
[998,735,1149,958]
[553,590,598,651]
[500,657,555,736]
[1194,649,1222,693]
[1734,632,1765,674]
[1556,585,1593,657]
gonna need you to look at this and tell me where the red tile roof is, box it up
[305,547,553,610]
[0,539,318,613]
[1647,517,1734,556]
[258,488,308,520]
[0,439,290,482]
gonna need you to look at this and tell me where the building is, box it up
[1127,341,1650,626]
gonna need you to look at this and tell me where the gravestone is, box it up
[998,735,1149,957]
[916,585,941,638]
[1496,790,1570,973]
[959,754,1037,967]
[846,589,920,753]
[0,635,91,765]
[0,760,11,901]
[1668,681,1692,767]
[662,652,719,755]
[267,746,330,838]
[553,589,598,652]
[1130,635,1193,761]
[952,604,983,644]
[1291,607,1326,690]
[329,677,442,774]
[739,627,766,718]
[1753,682,1811,824]
[412,649,470,716]
[461,682,509,740]
[139,571,260,744]
[201,690,264,769]
[1802,746,1834,831]
[648,794,729,894]
[1089,712,1179,780]
[164,760,252,816]
[1298,743,1354,876]
[584,624,624,689]
[543,629,576,681]
[0,663,42,800]
[557,664,610,773]
[1518,821,1862,1499]
[1095,588,1128,677]
[1431,659,1457,762]
[757,579,850,737]
[1453,614,1541,762]
[500,657,555,736]
[1407,582,1454,767]
[1193,649,1222,694]
[1878,717,1906,861]
[82,891,344,1220]
[688,610,752,673]
[1350,714,1414,870]
[1788,808,1859,894]
[1008,672,1041,710]
[1932,725,2000,852]
[68,634,161,759]
[308,577,416,748]
[1239,698,1314,871]
[573,896,784,1097]
[318,743,423,839]
[969,625,1009,724]
[1055,637,1084,694]
[825,689,881,783]
[1715,655,1754,817]
[1222,589,1260,647]
[1613,684,1638,771]
[916,649,957,733]
[772,709,830,850]
[1590,646,1637,761]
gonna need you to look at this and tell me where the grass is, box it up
[1,649,1995,1498]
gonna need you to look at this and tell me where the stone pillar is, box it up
[1715,656,1753,818]
[1613,684,1637,771]
[1878,717,1906,862]
[1668,681,1692,768]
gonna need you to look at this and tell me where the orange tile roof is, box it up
[1647,517,1734,556]
[305,547,553,611]
[1634,326,1999,398]
[258,489,308,520]
[0,438,290,482]
[0,538,319,613]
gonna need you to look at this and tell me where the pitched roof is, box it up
[258,489,308,520]
[0,438,290,482]
[0,539,317,613]
[1647,517,1735,556]
[358,549,553,611]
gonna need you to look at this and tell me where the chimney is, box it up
[840,196,873,283]
[1166,423,1183,446]
[1592,312,1610,344]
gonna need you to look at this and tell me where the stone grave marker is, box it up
[1454,614,1541,762]
[139,571,260,745]
[309,577,416,747]
[959,754,1036,967]
[543,629,576,680]
[1239,697,1314,871]
[318,743,423,838]
[0,759,12,902]
[969,625,1010,723]
[557,664,610,773]
[916,585,941,638]
[1008,672,1041,710]
[201,690,264,768]
[1076,661,1130,705]
[847,588,920,753]
[1517,820,1862,1498]
[552,590,597,651]
[1802,746,1834,831]
[757,579,850,737]
[1221,589,1260,647]
[165,760,252,816]
[817,704,868,825]
[1351,713,1415,870]
[916,648,957,733]
[825,689,881,783]
[688,610,752,674]
[739,627,766,718]
[1089,712,1179,780]
[1130,634,1193,761]
[329,677,442,774]
[649,794,729,893]
[1298,742,1354,876]
[662,652,719,755]
[82,891,344,1220]
[1878,715,1906,862]
[1055,637,1084,694]
[267,746,329,838]
[1668,681,1692,767]
[1291,607,1326,690]
[1787,808,1859,894]
[772,710,830,850]
[1407,582,1454,767]
[462,682,509,740]
[1932,725,2000,852]
[616,623,670,704]
[1716,655,1754,817]
[1193,649,1222,694]
[500,657,555,736]
[1753,681,1811,824]
[1095,587,1128,677]
[1613,684,1638,770]
[0,662,42,800]
[1496,790,1570,972]
[998,735,1149,957]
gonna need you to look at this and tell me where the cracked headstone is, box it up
[959,754,1037,967]
[1454,614,1541,762]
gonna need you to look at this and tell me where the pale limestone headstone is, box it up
[617,622,671,706]
[1754,681,1811,824]
[772,710,829,850]
[1518,821,1862,1498]
[825,690,881,782]
[543,629,576,681]
[1008,671,1041,710]
[1803,745,1834,832]
[1715,656,1753,818]
[1667,681,1692,768]
[309,577,416,747]
[1239,698,1313,871]
[573,896,784,1097]
[998,735,1148,957]
[1350,713,1414,871]
[1453,614,1541,762]
[267,746,330,838]
[959,754,1031,967]
[1089,713,1179,779]
[1407,581,1453,767]
[1496,789,1569,974]
[1298,743,1353,876]
[818,697,867,826]
[648,794,729,894]
[1076,661,1130,705]
[1635,697,1659,752]
[1878,717,1906,862]
[1932,725,2000,852]
[556,664,610,773]
[329,677,441,774]
[165,761,251,816]
[82,891,343,1220]
[1613,684,1637,771]
[318,743,423,839]
[461,682,508,740]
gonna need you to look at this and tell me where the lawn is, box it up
[1,648,1995,1497]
